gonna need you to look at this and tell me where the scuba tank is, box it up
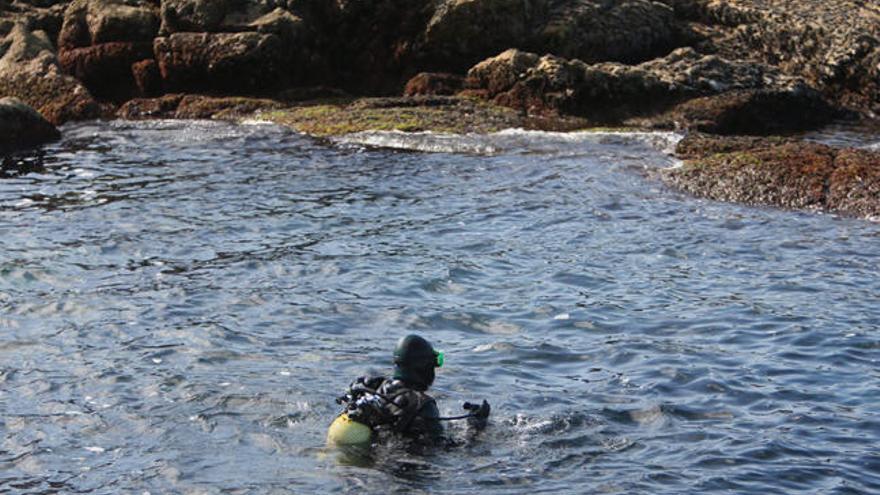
[326,377,388,447]
[327,413,373,446]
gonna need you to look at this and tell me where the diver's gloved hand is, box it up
[463,400,491,419]
[461,400,492,431]
[463,400,490,431]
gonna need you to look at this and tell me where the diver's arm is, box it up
[416,398,445,442]
[386,391,443,440]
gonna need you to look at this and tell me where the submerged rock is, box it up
[0,96,61,154]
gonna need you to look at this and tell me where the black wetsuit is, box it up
[339,375,444,444]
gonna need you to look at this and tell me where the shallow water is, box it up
[1,120,879,494]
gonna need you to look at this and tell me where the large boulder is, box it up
[464,46,841,132]
[248,7,304,44]
[58,0,159,50]
[465,48,676,122]
[662,0,880,115]
[0,96,60,154]
[153,32,285,93]
[159,0,303,41]
[0,1,67,42]
[0,23,100,124]
[56,0,159,100]
[422,0,537,73]
[58,41,153,99]
[533,0,683,64]
[464,48,539,95]
[131,57,161,96]
[638,47,800,93]
[313,0,436,93]
[655,87,837,135]
[159,0,233,33]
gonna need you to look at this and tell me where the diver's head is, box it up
[392,334,443,391]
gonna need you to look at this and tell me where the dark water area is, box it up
[1,120,879,494]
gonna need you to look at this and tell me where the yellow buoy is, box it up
[326,413,373,447]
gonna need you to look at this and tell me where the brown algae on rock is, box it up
[664,135,880,218]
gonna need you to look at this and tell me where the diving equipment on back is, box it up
[326,334,490,447]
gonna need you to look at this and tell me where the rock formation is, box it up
[0,22,100,124]
[0,96,60,153]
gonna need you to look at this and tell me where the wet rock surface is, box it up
[664,134,880,218]
[260,96,589,136]
[0,96,60,153]
[116,93,283,119]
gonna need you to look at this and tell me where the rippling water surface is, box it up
[1,121,879,494]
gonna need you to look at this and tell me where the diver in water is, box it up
[328,334,490,447]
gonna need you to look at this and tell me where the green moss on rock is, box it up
[259,97,589,136]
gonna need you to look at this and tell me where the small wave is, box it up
[335,129,683,156]
[334,130,499,154]
[804,123,880,150]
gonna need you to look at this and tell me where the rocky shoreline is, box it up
[1,0,878,217]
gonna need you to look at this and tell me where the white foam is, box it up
[334,129,684,157]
